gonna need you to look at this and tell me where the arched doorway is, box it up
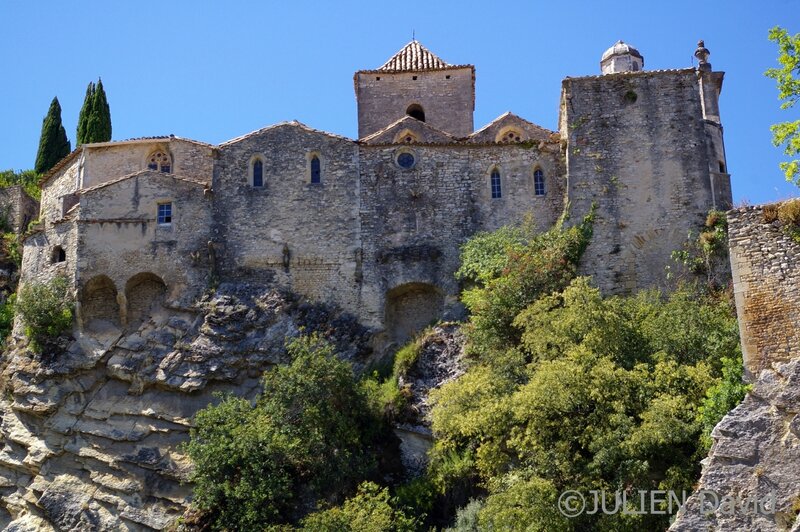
[385,283,443,343]
[125,272,167,325]
[80,275,119,329]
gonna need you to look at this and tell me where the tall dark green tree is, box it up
[76,81,94,146]
[77,78,112,145]
[34,97,71,175]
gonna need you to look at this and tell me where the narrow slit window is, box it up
[253,159,263,187]
[491,170,502,199]
[310,156,321,184]
[157,203,172,225]
[534,169,546,196]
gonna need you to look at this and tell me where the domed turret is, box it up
[601,40,644,74]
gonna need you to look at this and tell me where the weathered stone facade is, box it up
[0,186,38,235]
[728,204,800,380]
[22,39,731,342]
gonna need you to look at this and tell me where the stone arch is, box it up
[385,283,444,343]
[80,275,120,329]
[125,272,167,325]
[406,103,425,122]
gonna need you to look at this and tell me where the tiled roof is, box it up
[378,41,450,72]
[219,120,353,146]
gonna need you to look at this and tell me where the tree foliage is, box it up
[77,79,112,145]
[16,276,73,351]
[0,169,40,200]
[186,335,388,530]
[766,26,800,185]
[429,277,742,531]
[34,97,71,175]
[300,482,419,531]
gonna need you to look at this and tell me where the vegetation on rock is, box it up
[186,334,393,530]
[15,276,73,352]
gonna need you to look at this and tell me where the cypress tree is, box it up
[76,81,95,145]
[92,78,112,142]
[34,97,71,174]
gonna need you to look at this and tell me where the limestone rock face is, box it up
[670,359,800,532]
[0,283,370,530]
[394,324,465,477]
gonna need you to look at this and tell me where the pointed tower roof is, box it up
[378,41,450,71]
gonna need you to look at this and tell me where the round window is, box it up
[397,152,416,169]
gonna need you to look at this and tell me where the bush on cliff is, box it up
[186,334,389,530]
[16,275,73,351]
[429,277,742,531]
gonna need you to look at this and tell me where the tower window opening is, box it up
[491,170,502,199]
[534,169,546,196]
[719,161,726,173]
[406,104,425,122]
[51,246,66,263]
[310,155,321,184]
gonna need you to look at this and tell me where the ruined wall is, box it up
[77,172,212,316]
[0,186,39,234]
[20,221,78,288]
[355,66,475,138]
[728,204,800,380]
[561,68,731,294]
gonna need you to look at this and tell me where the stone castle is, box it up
[22,39,732,344]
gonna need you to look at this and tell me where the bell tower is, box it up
[354,41,475,138]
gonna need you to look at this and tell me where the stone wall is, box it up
[0,186,39,234]
[561,68,732,294]
[77,171,213,317]
[82,138,214,188]
[355,66,475,138]
[728,204,800,380]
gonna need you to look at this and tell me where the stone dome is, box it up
[600,40,644,74]
[602,41,643,61]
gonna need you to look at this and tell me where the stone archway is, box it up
[80,275,119,330]
[125,273,167,325]
[385,283,444,344]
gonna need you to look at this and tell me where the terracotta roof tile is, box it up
[378,41,450,72]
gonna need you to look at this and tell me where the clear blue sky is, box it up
[1,0,797,204]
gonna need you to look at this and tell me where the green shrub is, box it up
[0,294,15,347]
[186,334,387,529]
[445,498,484,532]
[698,355,751,451]
[300,481,419,531]
[16,276,73,351]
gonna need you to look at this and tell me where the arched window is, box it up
[490,169,502,199]
[406,104,425,122]
[498,129,522,143]
[147,151,171,173]
[310,156,321,184]
[534,168,546,196]
[253,159,264,187]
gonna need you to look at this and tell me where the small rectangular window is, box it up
[148,162,158,170]
[161,164,171,173]
[157,203,172,225]
[491,171,502,199]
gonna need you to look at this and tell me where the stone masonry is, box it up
[22,39,732,344]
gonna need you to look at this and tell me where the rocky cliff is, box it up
[671,359,800,531]
[0,283,371,530]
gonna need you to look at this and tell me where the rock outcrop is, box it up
[0,283,370,530]
[671,359,800,531]
[393,324,465,477]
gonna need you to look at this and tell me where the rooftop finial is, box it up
[694,40,711,70]
[412,29,415,42]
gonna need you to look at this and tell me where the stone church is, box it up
[22,39,731,344]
